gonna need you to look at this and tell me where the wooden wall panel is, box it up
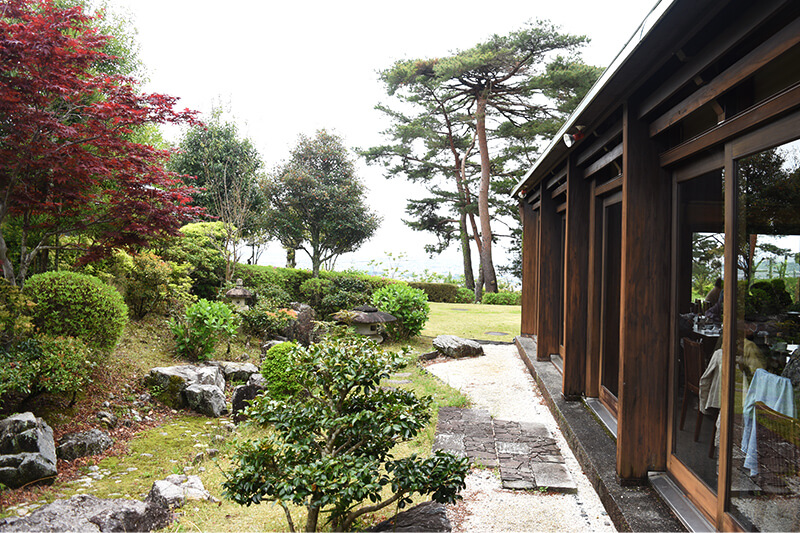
[562,156,589,399]
[537,182,562,361]
[519,200,539,336]
[616,102,672,480]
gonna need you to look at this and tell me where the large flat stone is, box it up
[531,461,577,494]
[433,433,465,456]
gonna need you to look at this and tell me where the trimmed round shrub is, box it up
[260,342,303,400]
[371,284,430,340]
[24,271,128,352]
[455,287,475,304]
[0,335,94,407]
[481,291,521,306]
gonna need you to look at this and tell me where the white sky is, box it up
[108,0,660,281]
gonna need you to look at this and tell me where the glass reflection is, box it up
[674,169,724,492]
[730,139,800,532]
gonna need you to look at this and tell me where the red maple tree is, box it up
[0,0,203,286]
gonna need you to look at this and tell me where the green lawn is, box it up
[422,301,521,342]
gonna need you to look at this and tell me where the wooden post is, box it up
[520,199,539,336]
[562,156,589,399]
[616,101,671,480]
[537,181,561,362]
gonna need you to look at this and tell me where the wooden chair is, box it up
[680,337,706,441]
[754,401,800,495]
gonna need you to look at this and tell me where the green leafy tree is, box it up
[223,336,469,532]
[170,108,267,281]
[380,21,593,296]
[264,130,381,277]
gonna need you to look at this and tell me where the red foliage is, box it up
[0,0,203,284]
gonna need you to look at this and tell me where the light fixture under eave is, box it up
[563,131,585,147]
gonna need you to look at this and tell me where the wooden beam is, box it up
[585,143,623,178]
[594,175,623,197]
[649,16,800,137]
[520,200,539,337]
[562,156,589,400]
[577,121,622,167]
[638,0,787,119]
[537,180,562,362]
[660,80,800,166]
[551,182,567,199]
[617,102,671,480]
[546,168,567,190]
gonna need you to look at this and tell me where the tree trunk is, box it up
[474,262,484,302]
[460,214,475,290]
[305,503,320,532]
[475,93,498,293]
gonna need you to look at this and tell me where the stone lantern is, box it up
[333,305,397,343]
[225,279,254,310]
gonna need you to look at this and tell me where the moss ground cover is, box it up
[422,301,521,341]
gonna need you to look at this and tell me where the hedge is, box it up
[408,282,461,303]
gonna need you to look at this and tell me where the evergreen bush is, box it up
[408,282,459,303]
[455,287,475,304]
[259,341,303,400]
[225,336,468,531]
[0,336,94,407]
[170,299,240,361]
[481,291,521,306]
[371,284,430,339]
[24,271,128,352]
[0,280,35,348]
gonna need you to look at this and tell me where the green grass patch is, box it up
[422,301,520,341]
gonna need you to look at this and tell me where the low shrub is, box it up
[408,282,460,303]
[24,271,128,352]
[240,302,297,340]
[0,336,94,407]
[0,280,35,348]
[371,284,430,340]
[299,278,333,311]
[481,291,521,306]
[170,299,240,361]
[115,251,194,319]
[259,341,303,400]
[455,287,475,304]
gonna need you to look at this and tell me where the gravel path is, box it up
[426,344,617,532]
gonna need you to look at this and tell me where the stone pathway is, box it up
[434,406,576,492]
[426,344,616,532]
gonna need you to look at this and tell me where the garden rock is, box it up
[282,303,317,346]
[260,340,285,360]
[366,501,451,532]
[150,474,217,509]
[231,380,265,423]
[209,361,259,383]
[247,372,266,388]
[57,429,113,461]
[184,384,227,417]
[0,490,172,532]
[0,412,57,489]
[433,335,484,359]
[145,365,225,409]
[96,411,118,429]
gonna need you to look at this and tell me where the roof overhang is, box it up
[511,0,713,198]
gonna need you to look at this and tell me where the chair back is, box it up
[682,337,704,394]
[754,401,800,494]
